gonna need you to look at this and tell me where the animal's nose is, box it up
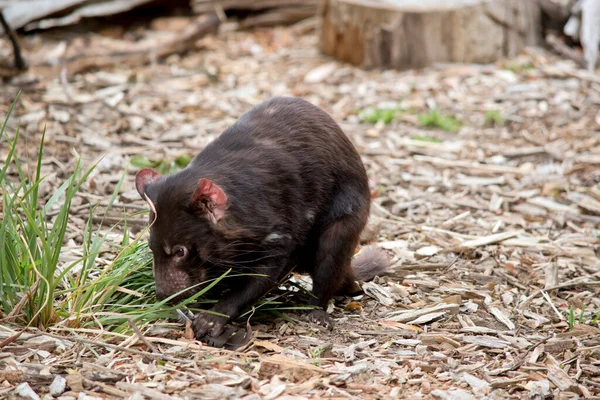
[155,287,170,302]
[156,286,186,304]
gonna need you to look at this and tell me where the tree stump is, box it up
[319,0,542,70]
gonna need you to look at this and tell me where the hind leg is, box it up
[308,213,366,329]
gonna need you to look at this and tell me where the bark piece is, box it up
[192,0,317,27]
[259,354,327,382]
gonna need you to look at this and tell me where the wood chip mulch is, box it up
[1,16,599,400]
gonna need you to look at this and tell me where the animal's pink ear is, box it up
[135,169,161,198]
[191,178,227,223]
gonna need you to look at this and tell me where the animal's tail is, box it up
[351,245,390,281]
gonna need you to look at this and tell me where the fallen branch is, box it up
[0,9,27,70]
[546,33,585,66]
[0,13,220,77]
[192,0,317,13]
[459,231,521,249]
[192,0,317,28]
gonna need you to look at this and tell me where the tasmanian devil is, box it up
[135,96,389,339]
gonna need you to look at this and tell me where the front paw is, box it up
[308,309,334,330]
[193,311,229,338]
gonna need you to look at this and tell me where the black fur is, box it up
[137,97,386,338]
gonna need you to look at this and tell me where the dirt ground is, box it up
[1,16,600,400]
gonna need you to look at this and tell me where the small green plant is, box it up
[484,110,505,126]
[568,306,575,331]
[579,304,586,324]
[310,344,331,359]
[130,154,192,175]
[359,106,399,125]
[504,62,535,74]
[417,109,461,132]
[567,305,590,331]
[308,343,333,367]
[411,134,442,143]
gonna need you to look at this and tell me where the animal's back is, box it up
[195,97,365,178]
[189,97,370,239]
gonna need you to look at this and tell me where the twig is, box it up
[116,382,173,400]
[128,318,158,353]
[0,329,27,349]
[441,211,471,226]
[83,379,130,398]
[577,345,600,353]
[541,290,564,321]
[37,331,218,364]
[414,155,524,175]
[518,278,600,310]
[0,10,28,70]
[372,202,410,223]
[459,231,521,248]
[545,33,585,68]
[488,335,553,376]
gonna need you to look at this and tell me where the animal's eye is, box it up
[173,246,187,258]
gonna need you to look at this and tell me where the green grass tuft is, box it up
[359,106,400,125]
[411,135,442,143]
[130,154,192,175]
[504,62,535,74]
[484,110,505,126]
[566,305,597,331]
[417,109,461,132]
[568,306,575,331]
[0,94,97,328]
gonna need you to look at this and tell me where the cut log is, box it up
[192,0,318,27]
[319,0,543,70]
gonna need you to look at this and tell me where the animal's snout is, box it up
[155,286,170,302]
[153,265,196,303]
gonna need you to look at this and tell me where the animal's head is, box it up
[135,168,228,302]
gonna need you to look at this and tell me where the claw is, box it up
[308,309,334,331]
[193,312,229,339]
